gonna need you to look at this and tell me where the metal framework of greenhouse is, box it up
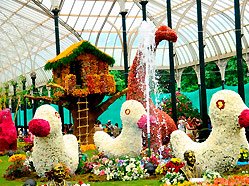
[0,0,248,88]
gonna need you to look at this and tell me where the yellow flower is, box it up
[239,147,249,161]
[48,40,85,63]
[0,159,2,163]
[171,157,182,163]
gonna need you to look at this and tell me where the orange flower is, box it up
[213,175,249,185]
[80,144,96,152]
[8,154,26,162]
[72,88,89,97]
[65,74,76,92]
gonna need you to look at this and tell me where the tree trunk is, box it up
[70,104,100,144]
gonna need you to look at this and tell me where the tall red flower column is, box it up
[127,25,178,151]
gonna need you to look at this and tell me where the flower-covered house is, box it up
[44,40,116,144]
[45,40,116,97]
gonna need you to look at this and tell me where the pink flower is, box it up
[99,170,105,176]
[137,114,156,129]
[102,157,108,164]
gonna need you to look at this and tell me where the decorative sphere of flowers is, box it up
[239,109,249,128]
[28,119,50,137]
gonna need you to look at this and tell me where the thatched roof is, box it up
[45,40,115,70]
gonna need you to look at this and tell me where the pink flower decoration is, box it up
[23,137,33,143]
[137,114,157,129]
[28,119,50,137]
[99,170,105,176]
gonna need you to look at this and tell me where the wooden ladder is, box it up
[77,97,89,145]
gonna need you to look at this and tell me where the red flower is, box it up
[239,109,249,128]
[78,180,84,185]
[28,119,50,137]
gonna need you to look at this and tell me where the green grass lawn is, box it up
[0,156,162,186]
[0,156,22,186]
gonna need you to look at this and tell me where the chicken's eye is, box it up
[55,112,60,118]
[125,109,130,115]
[216,100,225,110]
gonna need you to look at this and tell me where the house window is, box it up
[70,60,82,87]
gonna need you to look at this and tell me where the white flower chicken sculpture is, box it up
[28,105,79,177]
[170,90,249,173]
[94,100,153,157]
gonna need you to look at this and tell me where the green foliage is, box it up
[160,92,200,119]
[4,82,9,90]
[225,56,249,86]
[10,80,17,86]
[18,75,26,83]
[156,70,170,93]
[110,70,126,92]
[181,67,199,92]
[205,62,222,89]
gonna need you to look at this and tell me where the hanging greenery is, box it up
[45,40,115,71]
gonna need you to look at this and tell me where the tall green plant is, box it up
[205,62,222,89]
[225,56,249,86]
[156,70,170,93]
[181,67,199,92]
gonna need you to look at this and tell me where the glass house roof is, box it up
[0,0,249,87]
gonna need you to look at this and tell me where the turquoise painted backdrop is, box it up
[14,83,249,128]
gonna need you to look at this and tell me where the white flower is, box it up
[171,90,249,173]
[31,105,79,176]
